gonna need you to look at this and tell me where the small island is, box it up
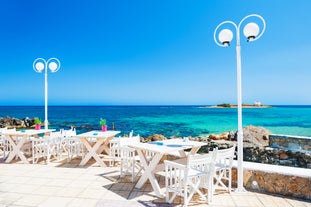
[207,101,272,108]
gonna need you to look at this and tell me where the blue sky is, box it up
[0,0,310,105]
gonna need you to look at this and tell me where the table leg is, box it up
[189,146,201,155]
[79,138,106,167]
[135,149,164,198]
[96,136,114,155]
[5,135,29,164]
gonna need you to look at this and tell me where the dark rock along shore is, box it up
[0,116,36,128]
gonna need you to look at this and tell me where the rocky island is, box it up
[208,102,272,108]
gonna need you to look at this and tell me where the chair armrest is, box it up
[164,160,187,170]
[109,139,120,144]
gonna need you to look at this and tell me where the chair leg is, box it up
[228,169,232,193]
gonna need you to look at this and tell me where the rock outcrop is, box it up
[143,134,167,142]
[0,116,35,128]
[208,125,271,148]
[240,125,271,148]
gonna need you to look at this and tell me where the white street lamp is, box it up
[214,14,266,192]
[33,58,61,131]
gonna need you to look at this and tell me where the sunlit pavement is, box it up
[0,159,310,207]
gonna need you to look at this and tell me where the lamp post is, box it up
[33,58,61,131]
[214,14,266,192]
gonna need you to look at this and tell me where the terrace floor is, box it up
[0,158,310,207]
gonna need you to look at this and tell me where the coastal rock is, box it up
[228,131,236,140]
[209,134,220,140]
[220,132,229,140]
[0,116,13,127]
[238,125,271,148]
[23,117,34,127]
[0,116,36,128]
[144,134,167,142]
[208,132,230,140]
[279,152,289,160]
[244,146,311,168]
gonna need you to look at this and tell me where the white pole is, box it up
[236,34,244,192]
[44,66,48,131]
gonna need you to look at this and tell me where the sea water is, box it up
[0,105,310,138]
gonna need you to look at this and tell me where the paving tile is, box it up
[6,176,32,184]
[209,194,236,207]
[67,198,99,207]
[78,188,109,199]
[24,177,50,185]
[32,186,62,196]
[0,192,24,205]
[99,190,129,200]
[0,182,20,192]
[37,196,73,207]
[96,199,146,207]
[0,175,14,183]
[285,198,311,207]
[44,178,73,187]
[53,187,84,197]
[67,179,93,188]
[109,182,136,191]
[12,194,48,206]
[8,183,40,194]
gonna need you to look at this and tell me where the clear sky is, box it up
[0,0,310,106]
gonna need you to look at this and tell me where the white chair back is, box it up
[164,149,217,206]
[119,135,140,147]
[61,128,76,138]
[214,144,236,194]
[0,128,16,158]
[215,144,235,169]
[32,131,63,164]
[109,135,140,157]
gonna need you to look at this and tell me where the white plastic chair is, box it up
[60,128,84,163]
[109,134,142,182]
[109,132,139,166]
[60,128,77,151]
[31,131,62,164]
[0,128,16,159]
[214,144,236,194]
[119,145,143,182]
[0,127,8,158]
[164,149,217,206]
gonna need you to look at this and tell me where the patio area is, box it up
[0,159,310,207]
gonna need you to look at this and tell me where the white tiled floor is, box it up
[0,159,310,207]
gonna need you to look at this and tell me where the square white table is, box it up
[128,139,207,198]
[3,129,54,164]
[75,130,120,167]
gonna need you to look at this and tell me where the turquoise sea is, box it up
[0,105,311,138]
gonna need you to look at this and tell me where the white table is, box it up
[3,129,54,164]
[128,139,207,198]
[75,130,120,167]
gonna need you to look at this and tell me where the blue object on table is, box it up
[166,144,183,148]
[21,129,25,133]
[93,133,98,136]
[148,141,163,145]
